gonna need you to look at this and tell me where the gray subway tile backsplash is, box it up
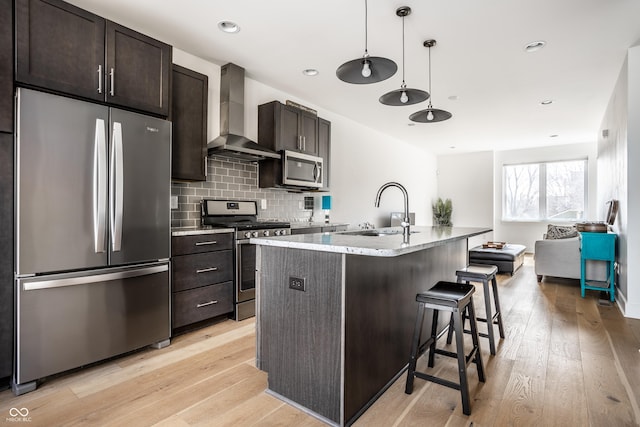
[171,156,318,228]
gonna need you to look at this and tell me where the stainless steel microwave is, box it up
[282,150,323,188]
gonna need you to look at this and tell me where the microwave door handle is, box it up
[316,163,322,184]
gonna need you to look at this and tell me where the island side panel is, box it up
[258,246,344,424]
[343,239,467,423]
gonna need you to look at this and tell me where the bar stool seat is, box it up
[447,264,505,355]
[405,281,485,416]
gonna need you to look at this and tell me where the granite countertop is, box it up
[171,226,234,236]
[250,226,492,257]
[289,222,350,229]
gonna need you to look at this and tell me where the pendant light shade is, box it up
[410,39,452,122]
[336,0,397,84]
[379,7,429,106]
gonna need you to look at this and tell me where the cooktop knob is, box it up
[263,230,270,237]
[252,231,259,238]
[244,231,252,239]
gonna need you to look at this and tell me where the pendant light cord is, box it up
[364,0,368,55]
[401,14,406,85]
[428,44,433,107]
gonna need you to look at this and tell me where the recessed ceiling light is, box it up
[408,123,416,127]
[550,134,559,138]
[449,146,456,149]
[524,40,546,52]
[218,21,240,33]
[302,69,319,76]
[448,95,458,101]
[540,99,553,105]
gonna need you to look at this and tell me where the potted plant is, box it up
[432,198,453,226]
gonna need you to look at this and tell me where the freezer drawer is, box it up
[15,262,170,385]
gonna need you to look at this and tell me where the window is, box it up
[503,159,587,221]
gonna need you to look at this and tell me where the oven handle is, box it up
[196,267,218,274]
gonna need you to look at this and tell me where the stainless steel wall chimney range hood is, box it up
[207,63,280,161]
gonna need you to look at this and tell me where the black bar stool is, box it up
[447,264,505,355]
[405,281,485,416]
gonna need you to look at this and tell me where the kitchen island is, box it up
[251,226,491,426]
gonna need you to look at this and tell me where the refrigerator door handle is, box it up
[21,264,169,291]
[110,122,124,252]
[94,119,107,253]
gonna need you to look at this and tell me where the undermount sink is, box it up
[340,229,420,237]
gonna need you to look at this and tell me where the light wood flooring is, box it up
[1,255,640,426]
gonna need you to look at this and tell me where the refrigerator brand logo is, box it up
[146,126,160,133]
[6,407,31,422]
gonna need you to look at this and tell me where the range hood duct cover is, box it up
[207,63,279,161]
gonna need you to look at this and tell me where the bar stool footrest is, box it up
[414,372,461,391]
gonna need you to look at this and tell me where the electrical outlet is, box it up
[260,199,267,210]
[289,276,306,292]
[170,195,178,209]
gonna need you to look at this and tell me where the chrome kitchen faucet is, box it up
[375,182,410,243]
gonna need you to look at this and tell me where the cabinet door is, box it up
[0,132,12,379]
[300,111,318,155]
[280,104,302,151]
[105,21,171,117]
[171,65,208,181]
[318,118,331,190]
[0,0,13,133]
[15,0,105,102]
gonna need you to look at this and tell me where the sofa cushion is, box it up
[546,224,578,240]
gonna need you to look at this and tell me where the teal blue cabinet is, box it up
[580,232,616,301]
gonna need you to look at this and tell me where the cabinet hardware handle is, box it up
[196,267,218,274]
[109,68,115,96]
[195,241,217,246]
[204,156,208,177]
[196,300,218,308]
[303,136,306,151]
[97,65,103,94]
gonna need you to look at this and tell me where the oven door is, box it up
[236,239,256,304]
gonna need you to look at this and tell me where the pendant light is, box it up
[379,7,429,106]
[409,39,452,122]
[336,0,397,84]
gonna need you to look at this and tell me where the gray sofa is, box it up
[534,234,607,282]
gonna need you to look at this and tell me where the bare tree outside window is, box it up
[503,160,586,221]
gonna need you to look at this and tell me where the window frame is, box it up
[502,158,588,223]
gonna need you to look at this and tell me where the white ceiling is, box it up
[68,0,640,155]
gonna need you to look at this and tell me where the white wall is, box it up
[437,143,598,252]
[172,48,437,228]
[493,143,598,251]
[437,151,494,248]
[627,46,640,318]
[600,46,640,318]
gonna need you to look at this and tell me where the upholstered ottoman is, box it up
[468,244,526,275]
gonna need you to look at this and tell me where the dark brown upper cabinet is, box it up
[258,101,318,156]
[0,0,14,133]
[318,117,331,191]
[170,64,208,181]
[15,0,171,117]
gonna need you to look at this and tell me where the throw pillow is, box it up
[546,224,578,240]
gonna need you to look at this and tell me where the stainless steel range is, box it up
[201,199,290,320]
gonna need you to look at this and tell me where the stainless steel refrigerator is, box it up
[13,88,171,395]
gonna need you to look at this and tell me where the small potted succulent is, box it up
[432,198,453,226]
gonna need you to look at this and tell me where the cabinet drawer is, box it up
[171,233,233,256]
[172,281,233,328]
[172,250,233,292]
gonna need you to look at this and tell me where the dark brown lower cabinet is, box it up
[0,132,13,385]
[171,232,234,330]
